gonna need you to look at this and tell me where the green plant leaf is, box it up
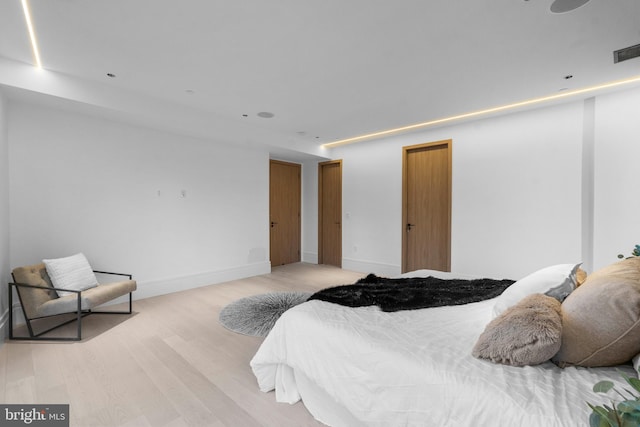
[621,412,640,422]
[619,388,636,400]
[590,411,607,427]
[621,413,640,427]
[618,400,640,414]
[626,377,640,394]
[590,411,613,427]
[590,404,620,427]
[618,371,640,394]
[588,373,640,427]
[594,381,616,394]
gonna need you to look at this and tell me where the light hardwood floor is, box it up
[0,263,366,427]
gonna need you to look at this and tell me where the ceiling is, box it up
[1,0,639,158]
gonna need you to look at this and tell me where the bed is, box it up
[251,263,640,427]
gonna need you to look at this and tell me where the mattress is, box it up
[250,269,634,426]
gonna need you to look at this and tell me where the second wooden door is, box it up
[318,160,342,267]
[270,160,301,266]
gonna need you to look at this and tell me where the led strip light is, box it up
[323,74,640,148]
[21,0,42,69]
[16,0,640,145]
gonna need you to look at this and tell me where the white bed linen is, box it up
[250,270,634,427]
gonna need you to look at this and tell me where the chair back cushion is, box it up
[43,253,98,296]
[12,263,58,320]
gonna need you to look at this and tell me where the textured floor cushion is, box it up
[473,293,562,366]
[554,257,640,367]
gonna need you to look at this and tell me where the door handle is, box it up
[406,223,415,231]
[271,221,278,228]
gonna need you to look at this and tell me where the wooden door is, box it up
[402,140,452,273]
[270,160,301,266]
[318,160,342,267]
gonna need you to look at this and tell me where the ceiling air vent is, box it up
[614,43,640,63]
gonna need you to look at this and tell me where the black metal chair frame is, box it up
[8,270,133,341]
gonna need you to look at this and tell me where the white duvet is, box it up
[250,270,635,427]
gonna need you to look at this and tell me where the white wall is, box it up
[322,103,583,278]
[330,102,587,279]
[451,104,583,278]
[6,84,638,312]
[302,159,319,264]
[593,86,640,269]
[317,86,640,279]
[8,101,271,300]
[338,138,405,276]
[0,89,9,340]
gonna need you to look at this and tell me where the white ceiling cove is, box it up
[1,0,639,156]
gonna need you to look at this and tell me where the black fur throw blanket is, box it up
[308,274,514,312]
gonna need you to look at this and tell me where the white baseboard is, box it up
[9,262,273,324]
[104,261,272,305]
[302,252,318,264]
[342,258,401,277]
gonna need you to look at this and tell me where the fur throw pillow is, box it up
[472,293,562,366]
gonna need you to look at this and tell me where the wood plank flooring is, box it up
[0,263,365,427]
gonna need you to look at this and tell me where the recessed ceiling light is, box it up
[550,0,591,13]
[257,112,275,118]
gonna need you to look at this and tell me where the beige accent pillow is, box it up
[576,267,587,286]
[553,257,640,367]
[473,293,562,366]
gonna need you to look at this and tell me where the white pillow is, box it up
[492,263,581,317]
[43,253,98,297]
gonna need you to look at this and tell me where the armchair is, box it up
[9,262,136,341]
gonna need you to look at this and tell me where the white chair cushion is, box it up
[43,253,98,297]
